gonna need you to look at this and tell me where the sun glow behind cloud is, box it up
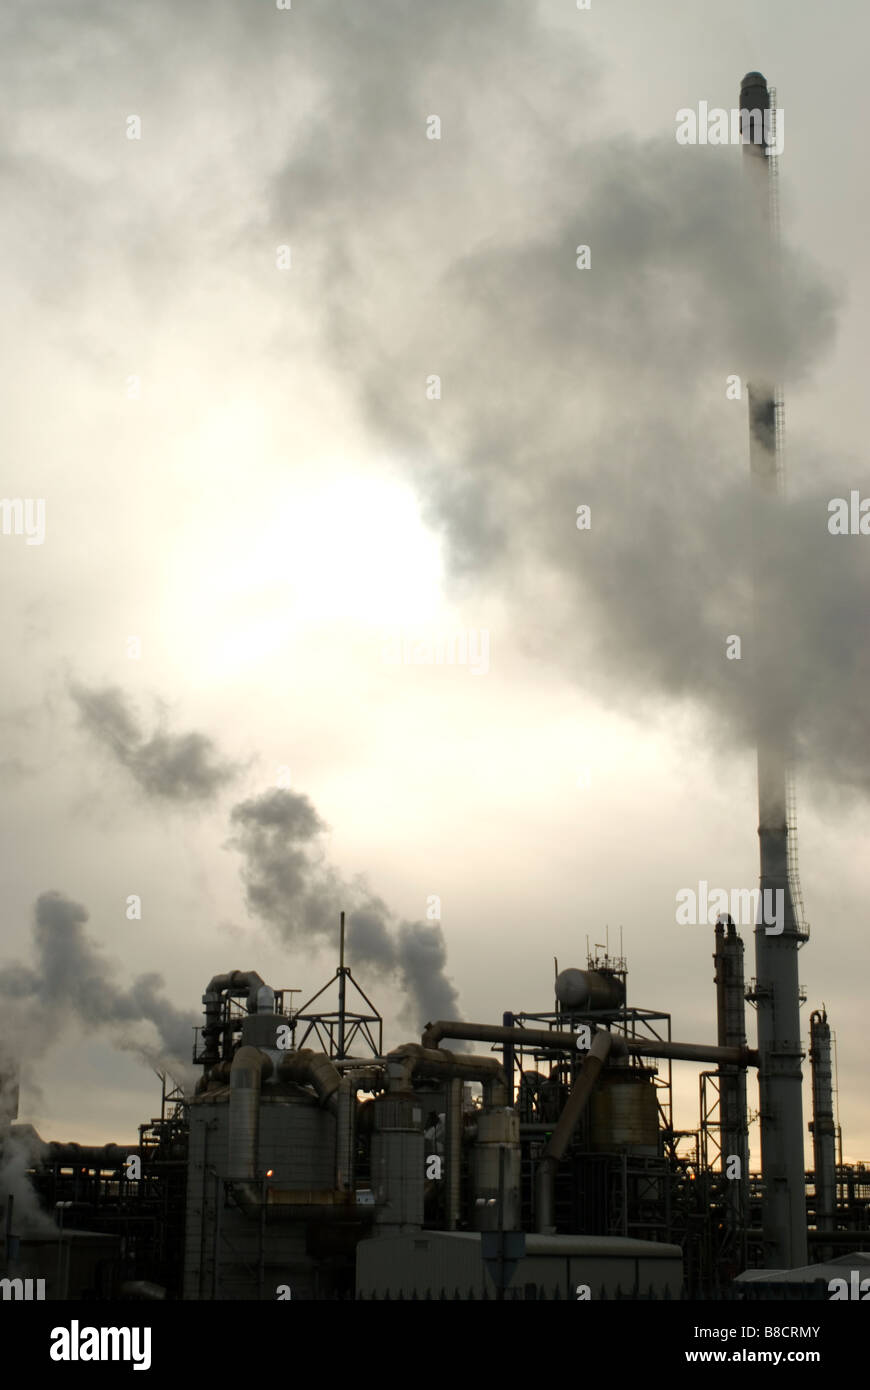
[168,467,445,679]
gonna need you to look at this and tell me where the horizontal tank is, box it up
[555,969,625,1012]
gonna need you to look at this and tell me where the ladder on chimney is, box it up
[785,769,810,939]
[767,88,788,500]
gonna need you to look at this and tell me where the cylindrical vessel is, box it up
[589,1069,659,1155]
[555,969,625,1013]
[809,1010,836,1233]
[370,1094,425,1235]
[714,917,749,1236]
[472,1108,521,1231]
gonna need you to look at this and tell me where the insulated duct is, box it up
[422,1020,758,1069]
[445,1077,462,1230]
[227,1046,353,1215]
[386,1044,509,1106]
[44,1142,140,1170]
[381,1045,513,1234]
[535,1030,613,1233]
[201,971,268,1065]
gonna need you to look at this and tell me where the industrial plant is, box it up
[1,73,867,1303]
[1,914,867,1301]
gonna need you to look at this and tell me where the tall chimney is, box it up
[741,71,808,1270]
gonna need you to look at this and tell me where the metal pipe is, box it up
[202,971,268,1063]
[45,1143,138,1169]
[211,1172,221,1300]
[338,912,347,1059]
[382,1046,511,1235]
[275,1049,342,1109]
[421,1020,758,1068]
[502,1011,515,1105]
[228,1046,272,1187]
[387,1044,510,1106]
[535,1031,612,1233]
[332,1065,381,1194]
[335,1077,355,1193]
[445,1078,462,1231]
[229,1047,353,1215]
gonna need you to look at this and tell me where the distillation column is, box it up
[714,917,749,1238]
[809,1009,836,1234]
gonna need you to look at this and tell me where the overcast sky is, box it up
[1,0,868,1170]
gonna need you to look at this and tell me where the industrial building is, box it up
[1,917,868,1301]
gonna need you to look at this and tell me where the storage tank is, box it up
[183,1085,337,1300]
[589,1068,659,1155]
[555,969,625,1013]
[472,1108,521,1230]
[370,1092,425,1235]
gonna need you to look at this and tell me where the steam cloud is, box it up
[70,684,238,803]
[0,893,198,1230]
[13,4,863,820]
[252,2,859,800]
[0,891,197,1079]
[0,1120,55,1236]
[228,789,459,1028]
[4,5,861,1142]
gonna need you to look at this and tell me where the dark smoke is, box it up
[70,684,238,803]
[66,673,460,1028]
[228,788,459,1029]
[0,891,197,1083]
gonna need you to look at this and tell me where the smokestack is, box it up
[713,916,749,1247]
[809,1009,837,1239]
[741,71,808,1270]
